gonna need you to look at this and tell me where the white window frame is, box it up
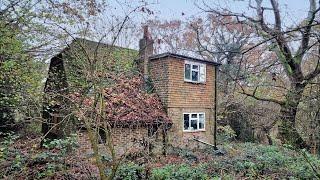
[184,60,206,83]
[183,112,205,132]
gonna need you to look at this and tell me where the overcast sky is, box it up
[99,0,310,48]
[147,0,309,26]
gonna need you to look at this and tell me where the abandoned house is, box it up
[42,27,220,153]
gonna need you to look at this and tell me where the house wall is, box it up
[42,54,74,139]
[167,57,215,108]
[110,127,149,155]
[44,54,68,94]
[167,107,214,148]
[78,126,165,156]
[149,57,170,108]
[149,57,216,148]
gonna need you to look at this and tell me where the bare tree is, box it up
[199,0,320,149]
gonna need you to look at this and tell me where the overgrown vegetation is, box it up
[1,0,320,179]
[0,20,44,131]
[115,143,320,179]
[0,132,95,179]
[3,131,318,179]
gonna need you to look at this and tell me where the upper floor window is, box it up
[183,113,205,131]
[184,61,206,83]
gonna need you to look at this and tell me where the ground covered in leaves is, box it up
[1,132,319,179]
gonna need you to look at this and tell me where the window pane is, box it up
[191,114,197,118]
[185,64,191,80]
[192,71,199,81]
[184,114,189,130]
[191,119,197,130]
[192,65,199,70]
[199,114,205,129]
[199,114,204,119]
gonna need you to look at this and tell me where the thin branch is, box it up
[295,0,320,59]
[238,83,285,105]
[304,43,320,82]
[269,0,281,31]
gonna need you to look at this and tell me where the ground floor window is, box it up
[183,113,205,131]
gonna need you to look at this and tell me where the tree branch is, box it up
[256,0,272,34]
[304,43,320,82]
[238,83,285,105]
[295,0,320,60]
[270,0,281,31]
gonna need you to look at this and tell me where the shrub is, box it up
[0,132,19,161]
[113,162,145,180]
[217,125,237,143]
[151,164,209,180]
[0,132,25,178]
[288,149,320,179]
[217,143,320,178]
[169,146,198,163]
[42,133,79,153]
[34,134,79,178]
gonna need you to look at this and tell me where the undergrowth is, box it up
[1,132,319,179]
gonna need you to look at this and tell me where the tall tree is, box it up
[0,0,108,130]
[200,0,320,148]
[0,20,24,129]
[148,16,253,95]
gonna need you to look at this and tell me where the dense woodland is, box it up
[1,0,320,179]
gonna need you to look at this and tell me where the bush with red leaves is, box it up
[103,76,171,125]
[70,76,171,126]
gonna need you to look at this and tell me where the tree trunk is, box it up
[313,109,320,155]
[278,84,309,149]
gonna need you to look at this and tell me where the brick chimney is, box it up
[138,25,154,80]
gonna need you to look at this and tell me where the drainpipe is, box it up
[214,65,218,150]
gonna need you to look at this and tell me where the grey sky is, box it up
[101,0,311,49]
[147,0,309,26]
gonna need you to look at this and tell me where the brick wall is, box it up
[167,57,215,108]
[78,126,165,156]
[149,57,216,148]
[149,57,170,108]
[167,107,214,149]
[149,57,216,108]
[110,127,149,155]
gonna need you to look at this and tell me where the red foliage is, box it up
[103,76,171,125]
[70,76,171,126]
